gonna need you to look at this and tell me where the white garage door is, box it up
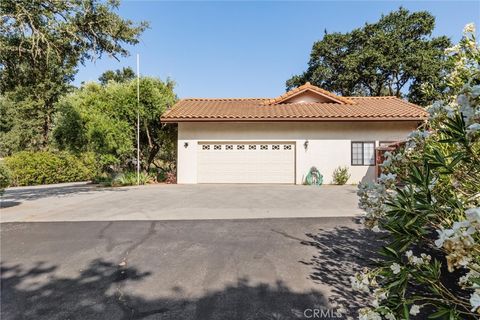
[197,142,295,184]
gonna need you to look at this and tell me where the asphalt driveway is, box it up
[1,183,361,222]
[1,218,381,320]
[1,183,374,319]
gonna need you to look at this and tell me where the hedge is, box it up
[4,151,100,186]
[0,162,10,193]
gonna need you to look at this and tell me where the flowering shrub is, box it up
[332,166,351,185]
[354,24,480,319]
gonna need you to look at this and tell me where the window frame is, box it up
[351,141,376,166]
[379,141,395,147]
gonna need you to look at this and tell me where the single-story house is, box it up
[161,83,427,184]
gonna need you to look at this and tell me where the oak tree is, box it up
[0,0,148,152]
[287,8,451,106]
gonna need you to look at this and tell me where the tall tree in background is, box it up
[0,0,148,154]
[53,77,177,172]
[98,67,136,85]
[286,8,451,106]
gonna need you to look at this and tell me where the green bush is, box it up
[156,170,166,182]
[353,26,480,319]
[0,162,11,194]
[98,171,151,187]
[332,166,351,185]
[115,171,150,186]
[4,151,100,186]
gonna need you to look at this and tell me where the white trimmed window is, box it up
[351,142,375,166]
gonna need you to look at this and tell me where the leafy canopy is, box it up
[287,7,451,106]
[53,77,177,171]
[0,0,147,151]
[98,67,136,85]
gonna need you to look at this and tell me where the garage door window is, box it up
[351,142,375,166]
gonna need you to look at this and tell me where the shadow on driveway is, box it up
[1,259,330,320]
[300,218,384,313]
[1,183,127,209]
[1,218,380,319]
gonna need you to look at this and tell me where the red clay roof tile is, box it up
[161,84,428,122]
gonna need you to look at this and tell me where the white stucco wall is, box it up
[283,91,333,103]
[177,121,419,184]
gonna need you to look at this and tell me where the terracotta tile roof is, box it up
[161,85,428,122]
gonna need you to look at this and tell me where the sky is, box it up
[74,1,480,98]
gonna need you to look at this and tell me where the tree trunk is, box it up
[146,144,160,170]
[42,108,51,149]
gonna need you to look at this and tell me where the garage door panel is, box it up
[197,143,295,184]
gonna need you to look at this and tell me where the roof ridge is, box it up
[182,97,268,101]
[263,82,355,105]
[348,96,397,99]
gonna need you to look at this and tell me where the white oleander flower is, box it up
[460,267,480,289]
[464,23,476,34]
[350,273,370,293]
[445,44,461,55]
[384,313,396,320]
[407,130,431,146]
[405,251,432,267]
[358,308,382,320]
[410,304,421,316]
[472,85,480,98]
[457,94,470,108]
[378,173,397,184]
[420,253,432,263]
[466,207,480,224]
[435,228,455,248]
[427,101,455,119]
[467,123,480,135]
[452,220,472,231]
[412,256,423,266]
[373,288,388,302]
[470,290,480,312]
[390,263,401,274]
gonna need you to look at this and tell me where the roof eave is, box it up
[161,117,427,123]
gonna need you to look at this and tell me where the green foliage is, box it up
[287,7,451,106]
[0,0,147,152]
[99,171,150,187]
[354,25,480,319]
[99,67,136,85]
[332,166,350,185]
[4,151,100,186]
[115,171,150,186]
[53,77,177,171]
[0,162,11,194]
[155,170,167,182]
